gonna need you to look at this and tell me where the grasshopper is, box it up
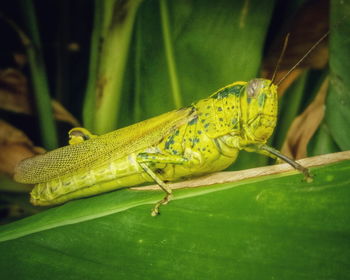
[14,33,327,216]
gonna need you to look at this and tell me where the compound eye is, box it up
[247,79,263,98]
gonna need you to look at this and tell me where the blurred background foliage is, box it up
[0,0,347,233]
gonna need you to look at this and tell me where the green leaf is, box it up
[82,1,104,130]
[121,0,277,170]
[308,122,340,156]
[1,154,349,279]
[129,0,275,121]
[19,0,58,149]
[326,0,350,150]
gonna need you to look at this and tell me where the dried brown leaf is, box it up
[0,69,31,114]
[13,53,28,67]
[52,100,80,127]
[0,120,44,176]
[262,0,329,95]
[0,120,32,145]
[269,69,303,97]
[0,68,79,126]
[281,77,329,159]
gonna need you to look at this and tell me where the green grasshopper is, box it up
[14,33,326,216]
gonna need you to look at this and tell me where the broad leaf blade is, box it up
[326,0,350,150]
[0,153,349,279]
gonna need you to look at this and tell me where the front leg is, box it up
[244,144,312,181]
[221,135,311,180]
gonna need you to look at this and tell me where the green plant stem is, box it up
[82,1,103,130]
[93,0,142,134]
[19,0,58,149]
[160,0,182,108]
[133,15,143,122]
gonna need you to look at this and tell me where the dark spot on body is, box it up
[258,93,266,107]
[155,168,164,174]
[188,117,198,125]
[165,135,175,149]
[138,153,149,159]
[217,107,222,111]
[231,85,243,96]
[211,85,243,99]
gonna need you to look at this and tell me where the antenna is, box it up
[276,31,329,86]
[270,33,290,86]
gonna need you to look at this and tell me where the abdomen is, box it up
[30,153,151,206]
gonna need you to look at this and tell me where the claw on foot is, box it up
[300,167,313,183]
[151,194,172,216]
[304,170,314,183]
